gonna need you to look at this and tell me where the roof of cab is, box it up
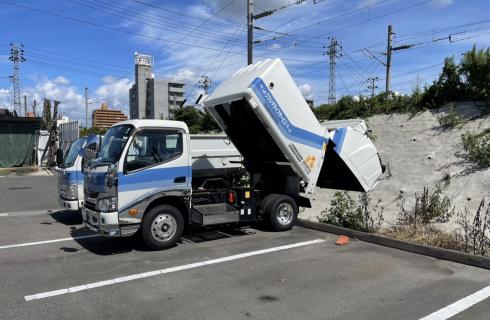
[112,119,189,132]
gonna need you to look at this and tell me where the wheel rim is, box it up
[151,213,177,242]
[276,203,294,226]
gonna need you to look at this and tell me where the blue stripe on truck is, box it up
[332,127,347,153]
[249,77,325,149]
[118,166,191,192]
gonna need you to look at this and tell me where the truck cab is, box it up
[57,137,87,211]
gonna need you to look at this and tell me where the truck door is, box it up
[117,128,191,210]
[316,127,383,192]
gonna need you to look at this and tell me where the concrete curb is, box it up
[297,219,490,270]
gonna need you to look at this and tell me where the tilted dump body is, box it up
[204,58,383,193]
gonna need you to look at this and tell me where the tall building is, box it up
[92,103,128,129]
[129,53,186,120]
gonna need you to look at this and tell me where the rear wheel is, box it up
[268,195,298,231]
[259,194,279,228]
[141,205,184,250]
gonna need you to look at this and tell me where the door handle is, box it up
[174,176,186,183]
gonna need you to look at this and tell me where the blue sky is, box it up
[1,0,489,124]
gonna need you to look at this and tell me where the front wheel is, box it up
[141,205,184,250]
[267,195,298,231]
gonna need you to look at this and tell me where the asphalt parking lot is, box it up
[0,176,489,320]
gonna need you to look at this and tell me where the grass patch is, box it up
[319,186,490,257]
[462,128,490,168]
[437,106,465,129]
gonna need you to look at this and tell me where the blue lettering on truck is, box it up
[249,77,325,149]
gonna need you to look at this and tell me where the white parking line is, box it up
[0,235,100,250]
[0,209,59,217]
[24,238,325,301]
[418,285,490,320]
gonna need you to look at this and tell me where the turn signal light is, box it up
[129,209,139,215]
[228,191,236,204]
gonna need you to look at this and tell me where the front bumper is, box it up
[82,207,139,237]
[58,197,82,211]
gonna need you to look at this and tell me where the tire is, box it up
[141,205,184,250]
[267,195,298,231]
[259,194,279,228]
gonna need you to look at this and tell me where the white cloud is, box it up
[298,83,314,100]
[431,0,454,8]
[162,67,200,83]
[0,75,132,124]
[52,76,70,85]
[0,88,10,108]
[94,76,132,113]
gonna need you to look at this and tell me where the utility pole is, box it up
[84,87,89,128]
[198,75,212,94]
[247,0,254,65]
[33,99,37,117]
[385,25,394,94]
[325,37,342,104]
[248,1,305,65]
[9,43,26,115]
[367,76,379,97]
[23,95,27,116]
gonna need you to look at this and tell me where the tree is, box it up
[171,106,221,134]
[460,45,490,100]
[80,126,106,136]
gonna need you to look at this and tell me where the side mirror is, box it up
[56,148,63,167]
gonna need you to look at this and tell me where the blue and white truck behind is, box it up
[82,58,384,250]
[57,137,87,211]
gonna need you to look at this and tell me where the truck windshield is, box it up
[96,124,134,164]
[62,137,86,168]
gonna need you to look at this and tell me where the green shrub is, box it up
[438,106,464,129]
[319,191,383,232]
[462,129,490,168]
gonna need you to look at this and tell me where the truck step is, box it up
[191,204,239,226]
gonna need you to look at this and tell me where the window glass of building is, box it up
[125,129,183,173]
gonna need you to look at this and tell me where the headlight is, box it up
[62,184,78,200]
[97,197,117,212]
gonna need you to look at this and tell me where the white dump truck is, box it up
[82,58,383,249]
[57,136,87,211]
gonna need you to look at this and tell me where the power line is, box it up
[67,0,244,46]
[260,0,434,47]
[131,0,238,29]
[264,0,395,41]
[1,1,247,56]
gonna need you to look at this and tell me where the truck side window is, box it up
[124,129,183,173]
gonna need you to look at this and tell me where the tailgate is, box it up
[317,127,383,192]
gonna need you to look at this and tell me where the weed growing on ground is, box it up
[319,191,383,232]
[396,186,455,231]
[437,106,465,129]
[456,199,490,256]
[462,129,490,169]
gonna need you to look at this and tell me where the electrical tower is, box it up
[325,37,342,105]
[8,43,26,115]
[367,76,379,97]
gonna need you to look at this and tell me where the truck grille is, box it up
[85,201,96,211]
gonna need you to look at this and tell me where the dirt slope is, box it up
[300,102,490,230]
